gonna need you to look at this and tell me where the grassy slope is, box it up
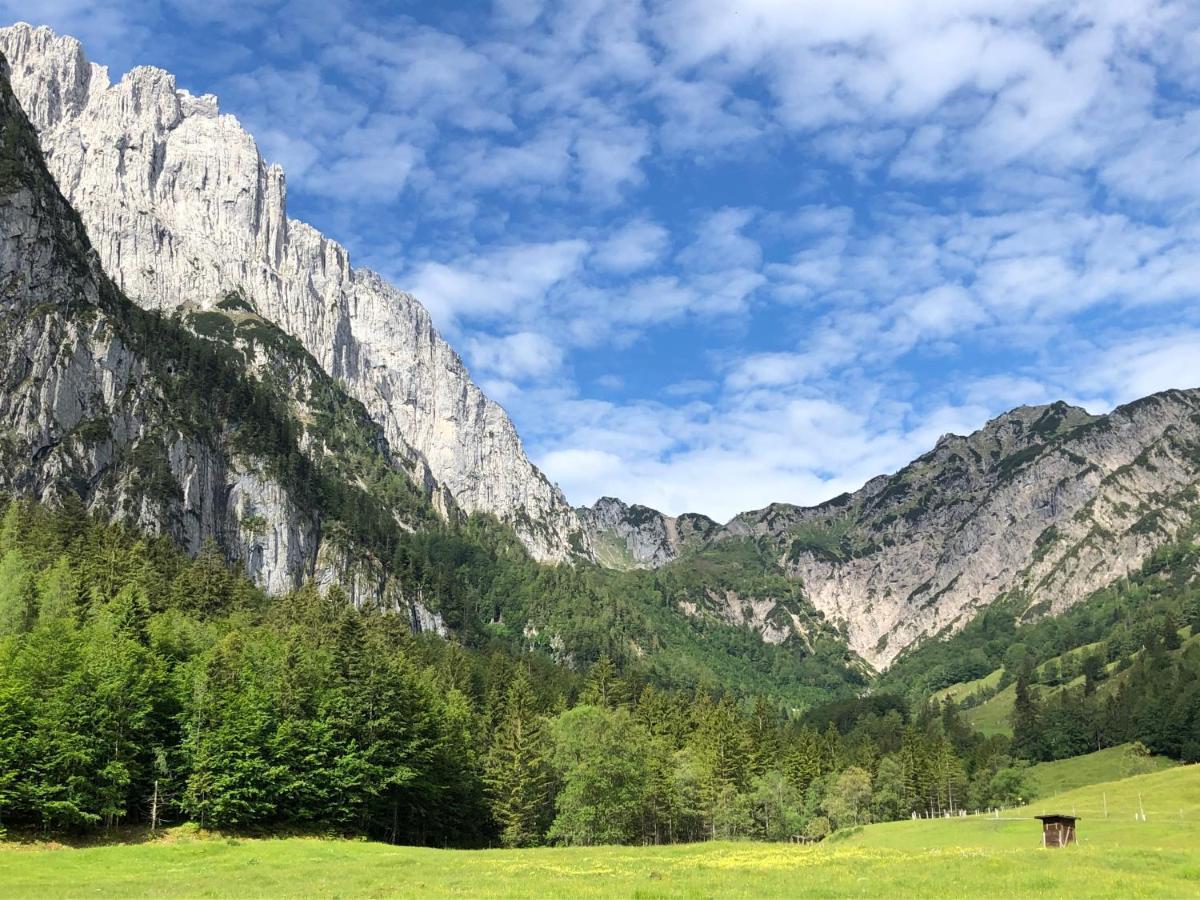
[932,667,1003,704]
[850,763,1200,851]
[1026,744,1179,799]
[960,628,1198,737]
[4,766,1199,898]
[966,681,1017,735]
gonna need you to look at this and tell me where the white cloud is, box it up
[725,353,815,392]
[526,382,995,520]
[466,331,565,381]
[27,1,1200,522]
[676,208,762,273]
[1075,332,1200,404]
[575,122,651,202]
[528,326,1200,521]
[902,284,987,336]
[304,139,423,201]
[405,240,588,329]
[591,219,670,273]
[455,128,573,190]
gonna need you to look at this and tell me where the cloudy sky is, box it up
[11,0,1200,520]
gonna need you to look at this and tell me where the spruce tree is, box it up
[1011,667,1042,760]
[579,655,629,709]
[484,667,552,847]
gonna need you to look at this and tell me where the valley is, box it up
[1,13,1199,898]
[4,764,1198,898]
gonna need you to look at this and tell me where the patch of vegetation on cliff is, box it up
[786,518,855,563]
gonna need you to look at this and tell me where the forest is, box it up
[1,496,1198,847]
[879,517,1200,765]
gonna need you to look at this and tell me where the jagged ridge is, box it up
[0,22,589,563]
[581,396,1200,668]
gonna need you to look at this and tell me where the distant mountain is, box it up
[581,395,1200,668]
[0,22,589,564]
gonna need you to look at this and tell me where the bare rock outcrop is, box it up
[0,22,589,562]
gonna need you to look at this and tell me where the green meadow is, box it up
[3,764,1198,898]
[1025,743,1178,798]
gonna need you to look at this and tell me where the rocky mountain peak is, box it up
[583,389,1200,668]
[0,22,590,563]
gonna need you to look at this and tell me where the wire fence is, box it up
[905,790,1194,824]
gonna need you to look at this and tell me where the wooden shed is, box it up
[1035,814,1078,847]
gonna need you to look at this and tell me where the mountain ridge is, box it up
[0,21,590,564]
[0,52,458,629]
[581,391,1200,668]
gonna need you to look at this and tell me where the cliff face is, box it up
[577,497,720,569]
[0,54,312,595]
[0,56,449,632]
[582,397,1200,668]
[0,23,589,563]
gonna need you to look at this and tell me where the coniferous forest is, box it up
[2,497,1198,847]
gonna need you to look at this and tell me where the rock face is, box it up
[576,497,720,569]
[0,58,449,625]
[582,397,1200,669]
[0,56,316,595]
[0,22,588,563]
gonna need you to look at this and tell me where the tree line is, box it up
[0,498,1031,846]
[1011,625,1200,763]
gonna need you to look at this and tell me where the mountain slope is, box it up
[0,22,588,563]
[0,47,871,703]
[583,396,1200,668]
[0,51,454,627]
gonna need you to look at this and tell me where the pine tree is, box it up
[747,695,782,778]
[784,726,823,795]
[1011,667,1042,760]
[689,695,750,838]
[182,632,280,829]
[579,655,629,709]
[1081,653,1105,695]
[0,550,36,637]
[896,726,931,814]
[484,667,552,847]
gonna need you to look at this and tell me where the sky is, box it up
[9,0,1200,521]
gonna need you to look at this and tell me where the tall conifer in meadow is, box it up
[484,666,552,847]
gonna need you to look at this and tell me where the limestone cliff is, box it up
[582,397,1200,669]
[0,22,589,563]
[0,55,446,631]
[576,497,719,569]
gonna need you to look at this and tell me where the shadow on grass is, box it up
[2,823,373,850]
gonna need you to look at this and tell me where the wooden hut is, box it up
[1035,814,1078,847]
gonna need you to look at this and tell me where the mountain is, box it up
[577,497,720,569]
[5,21,1200,686]
[582,396,1200,668]
[0,50,461,630]
[0,46,867,704]
[0,22,589,564]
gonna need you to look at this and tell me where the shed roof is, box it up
[1034,814,1079,822]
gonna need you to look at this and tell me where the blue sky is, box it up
[10,0,1200,520]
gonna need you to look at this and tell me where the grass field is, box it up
[932,667,1003,705]
[963,680,1016,735]
[3,765,1198,898]
[1026,743,1179,798]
